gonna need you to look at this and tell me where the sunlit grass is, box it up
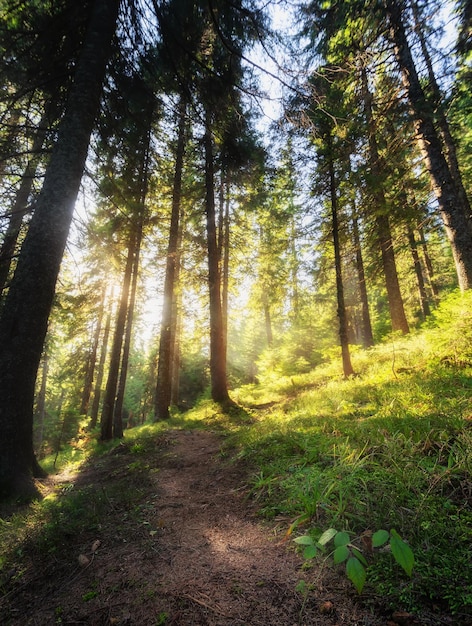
[2,291,472,618]
[230,293,472,616]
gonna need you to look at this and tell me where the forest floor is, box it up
[1,429,437,625]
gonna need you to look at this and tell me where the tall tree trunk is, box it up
[327,133,355,377]
[90,292,113,429]
[221,174,230,363]
[352,209,374,347]
[0,0,120,500]
[417,225,439,299]
[170,210,185,408]
[170,300,182,407]
[113,106,151,433]
[101,230,136,441]
[0,101,57,295]
[376,214,410,334]
[114,219,143,438]
[262,292,273,347]
[361,64,410,334]
[386,0,472,290]
[289,218,300,320]
[409,0,471,217]
[34,354,48,457]
[0,108,20,183]
[155,98,186,420]
[204,119,231,406]
[80,285,106,415]
[407,225,431,318]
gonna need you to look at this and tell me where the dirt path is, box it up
[2,430,385,625]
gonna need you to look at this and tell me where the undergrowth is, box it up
[1,291,472,622]
[231,291,472,620]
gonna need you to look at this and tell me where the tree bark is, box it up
[417,225,439,299]
[351,208,374,347]
[262,292,273,347]
[0,0,119,500]
[34,354,48,457]
[170,302,182,407]
[386,0,472,290]
[409,0,471,217]
[80,285,106,416]
[170,212,184,408]
[204,119,232,406]
[113,220,143,438]
[221,174,230,363]
[407,224,431,318]
[361,63,410,334]
[327,133,355,377]
[0,101,57,295]
[90,291,113,429]
[155,98,186,420]
[101,231,136,441]
[0,108,20,183]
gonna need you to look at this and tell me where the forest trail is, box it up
[2,430,389,625]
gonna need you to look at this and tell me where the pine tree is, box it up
[0,0,120,500]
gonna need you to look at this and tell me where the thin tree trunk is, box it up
[376,214,410,334]
[386,0,472,290]
[407,225,431,318]
[170,210,185,408]
[262,291,273,347]
[352,208,374,347]
[0,0,120,499]
[90,290,113,429]
[113,105,151,434]
[0,102,57,294]
[221,174,230,363]
[170,302,182,407]
[0,108,20,183]
[101,231,136,441]
[155,98,186,420]
[80,285,106,415]
[114,219,143,438]
[53,388,66,469]
[34,355,48,456]
[417,225,439,299]
[204,119,231,406]
[361,63,410,334]
[289,217,300,320]
[327,133,355,377]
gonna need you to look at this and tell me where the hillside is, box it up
[1,293,472,625]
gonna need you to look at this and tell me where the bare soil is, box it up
[1,430,426,625]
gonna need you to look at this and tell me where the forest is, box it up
[0,0,471,624]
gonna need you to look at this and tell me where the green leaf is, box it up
[346,557,366,594]
[372,529,389,548]
[333,545,349,564]
[390,530,414,577]
[303,544,318,559]
[318,528,337,546]
[295,580,307,595]
[351,548,368,566]
[334,531,350,547]
[294,535,314,546]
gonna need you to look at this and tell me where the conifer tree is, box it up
[0,0,120,499]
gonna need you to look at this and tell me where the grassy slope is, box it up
[1,291,472,622]
[226,292,472,618]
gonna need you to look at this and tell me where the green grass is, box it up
[223,293,472,618]
[1,290,472,622]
